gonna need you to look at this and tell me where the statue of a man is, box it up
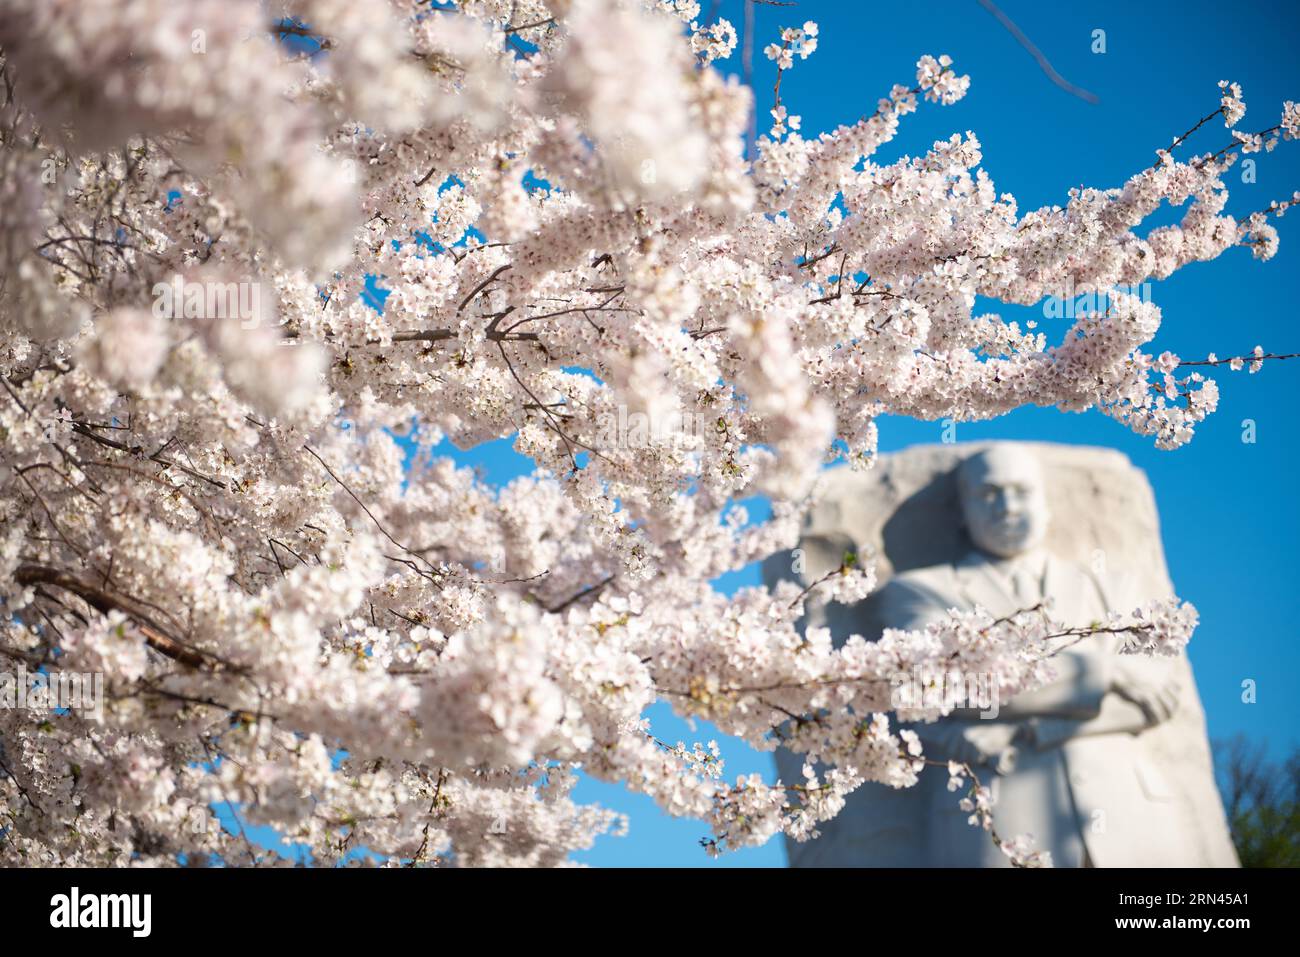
[769,444,1238,867]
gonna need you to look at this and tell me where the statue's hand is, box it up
[923,722,1018,772]
[1110,658,1181,725]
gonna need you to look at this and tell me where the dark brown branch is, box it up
[13,564,224,670]
[547,575,616,614]
[457,264,512,313]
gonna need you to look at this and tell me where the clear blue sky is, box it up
[415,0,1300,866]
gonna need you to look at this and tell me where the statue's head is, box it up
[957,446,1049,558]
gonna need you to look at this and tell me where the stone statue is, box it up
[761,442,1238,868]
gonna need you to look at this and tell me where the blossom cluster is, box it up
[764,21,818,70]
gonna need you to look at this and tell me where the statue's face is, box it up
[958,448,1049,558]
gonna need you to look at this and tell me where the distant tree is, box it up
[1215,735,1300,868]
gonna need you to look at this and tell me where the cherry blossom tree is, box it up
[0,0,1292,867]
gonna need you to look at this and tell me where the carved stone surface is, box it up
[761,441,1239,868]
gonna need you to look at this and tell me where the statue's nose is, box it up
[995,499,1025,521]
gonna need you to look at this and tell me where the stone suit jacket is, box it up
[782,551,1239,868]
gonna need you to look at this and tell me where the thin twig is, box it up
[977,0,1099,104]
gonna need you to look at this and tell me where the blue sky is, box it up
[422,0,1300,867]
